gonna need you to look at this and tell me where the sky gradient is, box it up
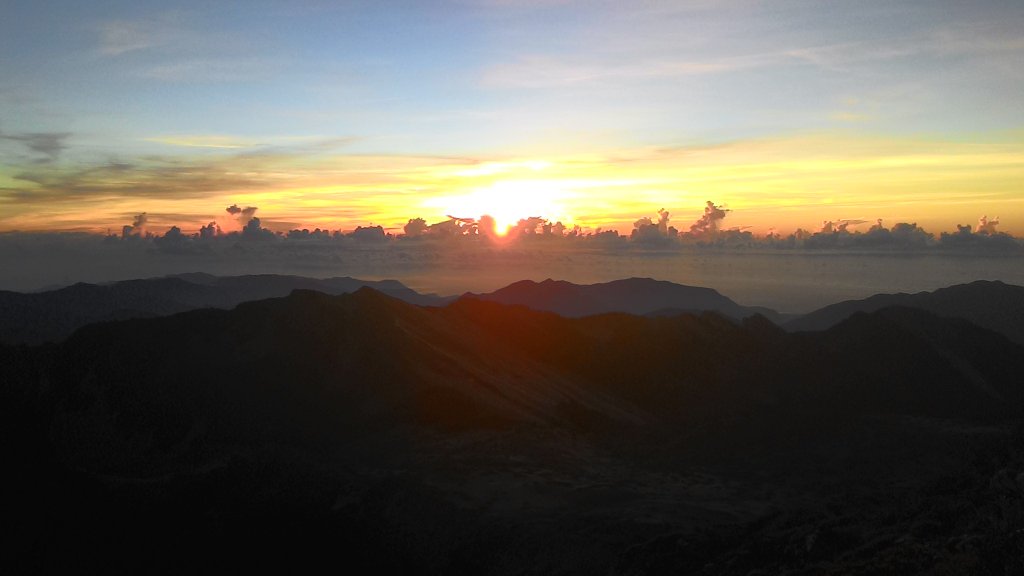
[2,0,1023,235]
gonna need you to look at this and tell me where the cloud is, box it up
[145,135,260,149]
[121,212,147,237]
[95,14,195,57]
[142,135,359,157]
[95,14,277,83]
[0,130,72,161]
[6,159,268,203]
[831,112,872,123]
[481,55,744,89]
[138,58,279,83]
[688,201,729,238]
[782,21,1024,73]
[97,20,164,56]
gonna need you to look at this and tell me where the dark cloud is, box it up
[225,205,259,227]
[121,213,148,238]
[241,217,275,241]
[6,159,270,203]
[0,130,72,161]
[199,222,219,239]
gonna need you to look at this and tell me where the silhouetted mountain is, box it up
[773,306,1024,418]
[5,285,1024,574]
[464,277,786,322]
[786,280,1024,344]
[0,273,451,345]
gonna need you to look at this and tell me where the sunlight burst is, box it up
[427,180,572,234]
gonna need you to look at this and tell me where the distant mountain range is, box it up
[4,283,1024,573]
[785,280,1024,345]
[4,274,1023,353]
[0,273,451,345]
[462,277,788,322]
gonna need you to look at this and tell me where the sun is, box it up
[429,180,571,235]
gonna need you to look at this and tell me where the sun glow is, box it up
[427,180,573,235]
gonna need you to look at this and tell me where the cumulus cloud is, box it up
[688,201,729,238]
[403,218,429,237]
[199,222,219,239]
[631,208,677,245]
[121,213,148,238]
[978,215,1000,235]
[819,219,868,234]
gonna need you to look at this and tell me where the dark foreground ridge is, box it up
[4,285,1024,573]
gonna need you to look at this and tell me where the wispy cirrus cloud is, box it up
[144,135,261,149]
[94,13,278,83]
[782,21,1024,72]
[138,58,281,83]
[484,22,1024,91]
[143,135,360,157]
[481,55,744,88]
[96,14,191,56]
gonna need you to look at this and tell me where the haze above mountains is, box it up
[4,275,1024,573]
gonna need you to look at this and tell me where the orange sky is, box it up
[3,131,1021,236]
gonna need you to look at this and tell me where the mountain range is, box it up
[464,277,788,322]
[4,279,1024,573]
[784,279,1024,345]
[0,275,791,346]
[0,273,450,345]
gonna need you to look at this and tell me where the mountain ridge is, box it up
[462,277,787,323]
[787,279,1024,345]
[0,273,452,345]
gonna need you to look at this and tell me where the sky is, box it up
[2,0,1023,236]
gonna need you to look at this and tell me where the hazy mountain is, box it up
[786,280,1024,344]
[0,273,450,345]
[5,285,1024,573]
[463,277,786,322]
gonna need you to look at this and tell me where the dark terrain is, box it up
[785,280,1024,345]
[466,277,786,323]
[0,273,449,345]
[4,281,1024,574]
